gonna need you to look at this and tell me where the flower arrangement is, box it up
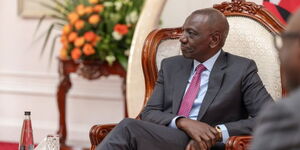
[39,0,144,69]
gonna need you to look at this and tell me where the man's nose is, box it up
[179,35,188,44]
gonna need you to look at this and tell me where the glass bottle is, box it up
[19,111,34,150]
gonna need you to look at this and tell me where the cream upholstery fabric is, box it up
[155,16,282,100]
[223,16,281,100]
[156,40,182,70]
[126,0,167,118]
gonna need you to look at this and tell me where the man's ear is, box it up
[209,32,221,48]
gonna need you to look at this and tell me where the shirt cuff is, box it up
[168,116,184,129]
[217,124,229,143]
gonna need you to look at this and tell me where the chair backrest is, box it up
[141,0,285,108]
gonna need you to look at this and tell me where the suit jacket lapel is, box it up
[172,58,193,114]
[197,51,227,120]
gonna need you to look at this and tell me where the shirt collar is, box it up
[193,50,221,72]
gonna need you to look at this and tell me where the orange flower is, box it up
[89,0,99,5]
[59,48,68,60]
[60,35,69,46]
[114,24,129,35]
[83,44,96,56]
[93,5,104,13]
[74,37,85,47]
[75,20,85,30]
[76,4,85,16]
[92,35,102,46]
[84,31,96,42]
[89,14,100,25]
[62,24,72,35]
[84,6,93,14]
[68,12,79,24]
[71,48,82,60]
[68,32,78,42]
[61,35,68,43]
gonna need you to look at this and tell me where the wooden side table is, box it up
[56,59,127,145]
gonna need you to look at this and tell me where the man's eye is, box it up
[188,31,195,35]
[183,30,197,38]
[188,31,198,37]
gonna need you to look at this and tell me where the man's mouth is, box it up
[181,46,192,53]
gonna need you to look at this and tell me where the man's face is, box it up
[279,32,300,91]
[180,15,212,60]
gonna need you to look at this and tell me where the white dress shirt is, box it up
[168,50,229,143]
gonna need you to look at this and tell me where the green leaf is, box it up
[69,0,79,9]
[33,15,46,37]
[53,22,65,29]
[40,23,56,57]
[49,14,68,22]
[50,0,72,12]
[38,1,68,17]
[116,54,128,70]
[48,34,61,65]
[32,23,62,46]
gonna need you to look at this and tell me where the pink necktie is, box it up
[177,64,206,117]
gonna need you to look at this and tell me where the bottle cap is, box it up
[24,111,31,115]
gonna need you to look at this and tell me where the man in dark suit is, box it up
[250,10,300,150]
[97,8,273,150]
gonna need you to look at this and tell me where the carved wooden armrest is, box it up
[225,136,252,150]
[89,124,116,150]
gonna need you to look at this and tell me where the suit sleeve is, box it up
[139,59,177,125]
[225,60,274,136]
[250,103,298,150]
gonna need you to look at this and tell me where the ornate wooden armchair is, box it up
[89,0,285,150]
